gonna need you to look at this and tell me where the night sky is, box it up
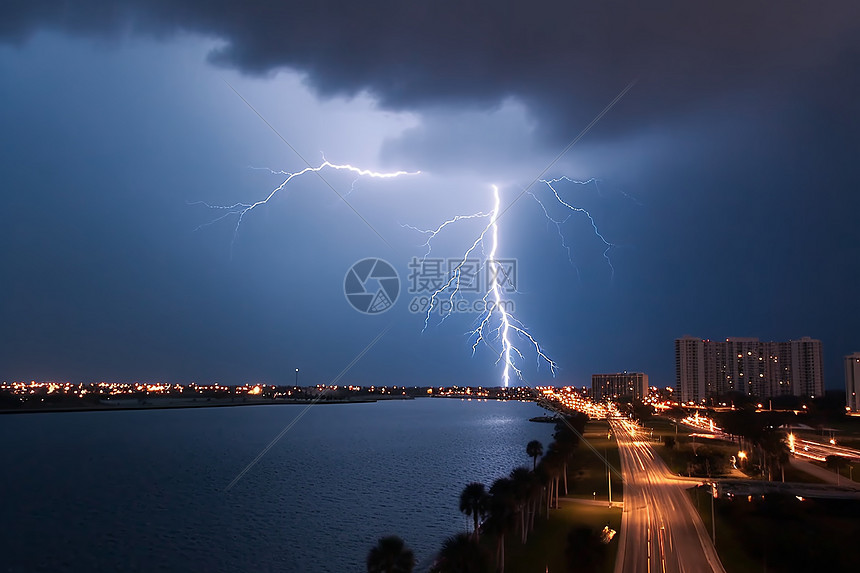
[2,2,859,389]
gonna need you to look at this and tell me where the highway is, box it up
[677,410,860,464]
[611,418,726,573]
[791,436,860,462]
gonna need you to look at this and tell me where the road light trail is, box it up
[611,417,726,573]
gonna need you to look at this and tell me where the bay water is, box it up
[0,398,555,572]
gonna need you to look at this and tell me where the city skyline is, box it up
[1,333,849,391]
[675,335,825,403]
[1,3,858,390]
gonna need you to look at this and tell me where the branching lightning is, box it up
[472,185,559,387]
[412,185,558,387]
[194,157,615,388]
[530,176,616,280]
[401,211,491,259]
[410,179,617,387]
[190,159,419,253]
[201,77,634,389]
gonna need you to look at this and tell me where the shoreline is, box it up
[0,396,403,415]
[0,393,545,416]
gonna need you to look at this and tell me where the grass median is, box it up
[566,420,623,502]
[500,420,624,573]
[504,501,622,573]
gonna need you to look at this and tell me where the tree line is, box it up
[366,413,588,573]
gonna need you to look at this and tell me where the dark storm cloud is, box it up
[3,1,859,139]
[3,2,860,388]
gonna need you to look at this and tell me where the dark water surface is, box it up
[0,398,555,572]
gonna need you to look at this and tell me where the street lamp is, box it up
[710,483,717,544]
[737,451,747,468]
[606,448,612,508]
[295,368,299,386]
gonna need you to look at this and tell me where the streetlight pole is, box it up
[711,484,716,545]
[607,448,612,508]
[295,368,299,386]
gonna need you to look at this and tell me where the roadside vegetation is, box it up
[636,409,739,478]
[364,396,860,572]
[366,413,622,573]
[689,485,860,572]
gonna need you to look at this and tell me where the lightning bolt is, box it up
[412,184,557,387]
[190,158,419,253]
[194,157,614,388]
[530,176,616,280]
[401,211,491,259]
[473,185,559,387]
[410,177,618,387]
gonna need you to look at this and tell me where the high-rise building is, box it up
[675,336,823,402]
[846,352,860,413]
[676,336,706,403]
[788,337,824,398]
[592,372,649,401]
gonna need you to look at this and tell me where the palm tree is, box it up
[432,532,491,573]
[533,462,550,519]
[367,536,415,573]
[540,451,563,511]
[512,466,543,543]
[526,440,543,470]
[509,467,532,543]
[486,477,516,573]
[554,439,576,495]
[525,469,542,534]
[758,431,790,481]
[552,416,584,495]
[718,407,763,451]
[459,482,488,539]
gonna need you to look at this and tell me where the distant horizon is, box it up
[3,378,850,395]
[2,4,858,401]
[3,331,856,391]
